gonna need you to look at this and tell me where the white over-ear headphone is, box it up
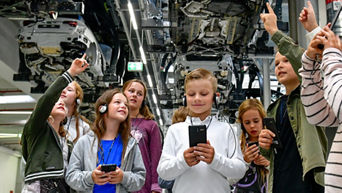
[99,104,108,114]
[76,98,81,106]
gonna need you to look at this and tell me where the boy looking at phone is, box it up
[157,68,247,193]
[258,2,327,193]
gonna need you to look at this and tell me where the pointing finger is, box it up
[82,53,87,60]
[307,1,313,11]
[266,2,275,14]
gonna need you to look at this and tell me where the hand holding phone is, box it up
[263,118,282,150]
[317,5,342,49]
[244,141,260,163]
[92,165,110,185]
[184,147,200,167]
[107,167,124,184]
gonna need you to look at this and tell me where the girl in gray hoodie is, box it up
[66,89,146,193]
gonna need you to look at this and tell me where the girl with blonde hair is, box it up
[235,99,269,193]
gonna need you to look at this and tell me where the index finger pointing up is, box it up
[306,1,313,10]
[266,2,275,14]
[82,53,87,59]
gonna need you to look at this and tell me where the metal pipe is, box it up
[288,0,298,43]
[262,58,271,109]
[114,0,137,59]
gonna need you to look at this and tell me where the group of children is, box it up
[21,54,163,193]
[20,1,342,193]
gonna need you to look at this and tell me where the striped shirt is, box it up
[300,48,342,192]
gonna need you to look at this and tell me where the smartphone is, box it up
[247,141,259,147]
[101,164,117,173]
[263,118,282,149]
[188,125,207,147]
[330,5,342,30]
[317,5,342,49]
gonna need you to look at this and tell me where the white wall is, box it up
[0,147,21,193]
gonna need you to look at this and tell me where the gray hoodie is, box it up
[66,131,146,193]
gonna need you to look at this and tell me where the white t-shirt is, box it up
[157,116,247,193]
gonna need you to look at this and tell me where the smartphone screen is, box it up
[101,164,117,173]
[247,141,259,147]
[188,125,207,147]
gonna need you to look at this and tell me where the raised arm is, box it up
[319,27,342,124]
[260,3,304,80]
[299,1,319,33]
[299,31,339,127]
[23,54,89,136]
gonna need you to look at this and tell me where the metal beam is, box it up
[288,0,298,43]
[114,0,138,59]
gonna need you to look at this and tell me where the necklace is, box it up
[190,116,213,129]
[98,137,117,164]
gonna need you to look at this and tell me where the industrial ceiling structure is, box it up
[0,0,328,153]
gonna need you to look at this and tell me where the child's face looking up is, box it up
[185,79,214,118]
[274,52,298,86]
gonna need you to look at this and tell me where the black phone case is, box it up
[247,141,259,147]
[189,125,207,147]
[263,117,282,149]
[101,164,117,173]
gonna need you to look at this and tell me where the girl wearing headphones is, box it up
[157,68,247,193]
[234,99,269,193]
[60,81,90,144]
[66,88,146,193]
[21,55,89,193]
[122,79,162,193]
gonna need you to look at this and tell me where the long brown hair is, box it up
[70,81,91,143]
[122,79,154,120]
[92,88,131,161]
[236,98,268,183]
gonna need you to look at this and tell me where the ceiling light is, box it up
[0,95,36,104]
[139,46,147,64]
[168,77,174,84]
[0,133,21,138]
[159,119,163,126]
[127,1,138,30]
[168,65,174,72]
[0,111,32,115]
[147,74,153,88]
[156,108,161,116]
[152,93,157,104]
